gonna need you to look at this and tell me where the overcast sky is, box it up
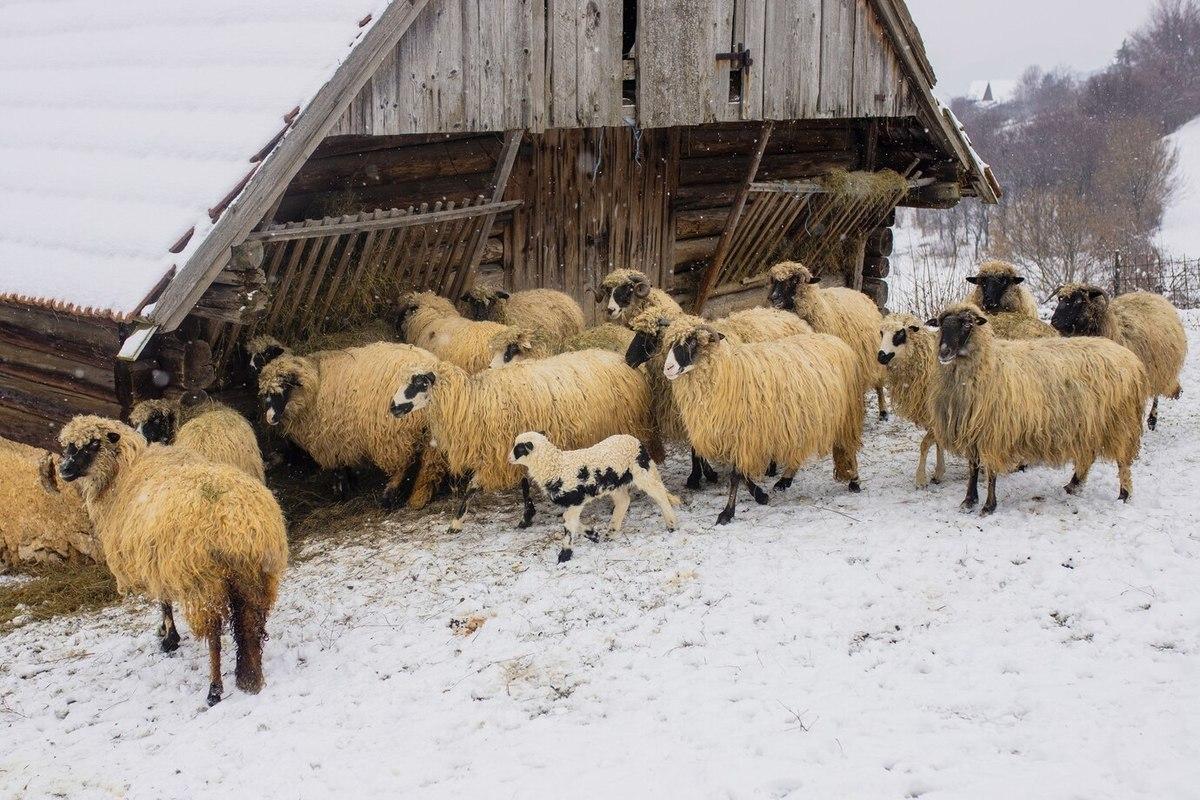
[906,0,1161,100]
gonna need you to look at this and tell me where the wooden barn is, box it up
[0,0,999,448]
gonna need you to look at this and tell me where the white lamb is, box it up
[508,432,680,563]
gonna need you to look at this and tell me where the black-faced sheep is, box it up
[394,290,508,373]
[965,259,1058,339]
[258,343,447,510]
[877,313,945,488]
[487,323,635,368]
[624,306,813,490]
[389,349,658,530]
[766,261,888,420]
[596,268,682,324]
[0,436,97,569]
[54,416,288,706]
[927,303,1149,514]
[1050,284,1187,430]
[509,431,680,563]
[460,286,586,348]
[129,393,265,483]
[662,319,868,525]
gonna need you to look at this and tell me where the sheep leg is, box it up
[608,487,631,533]
[517,477,536,528]
[833,443,861,492]
[158,602,180,653]
[229,581,268,695]
[1117,460,1132,502]
[333,467,355,502]
[449,482,478,532]
[980,470,998,516]
[717,473,742,525]
[206,633,223,707]
[765,461,778,478]
[701,458,720,483]
[876,384,889,421]
[686,451,704,490]
[382,451,424,511]
[915,432,934,488]
[932,444,946,484]
[559,506,583,562]
[773,472,795,492]
[745,477,770,505]
[1147,396,1159,431]
[635,471,679,530]
[961,460,980,510]
[1064,458,1093,495]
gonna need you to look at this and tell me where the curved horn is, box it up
[38,452,61,494]
[1042,284,1064,304]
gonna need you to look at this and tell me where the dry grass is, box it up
[0,562,118,633]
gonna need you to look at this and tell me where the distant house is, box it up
[966,79,1018,106]
[0,0,1000,448]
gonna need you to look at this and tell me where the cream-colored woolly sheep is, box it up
[1051,284,1187,430]
[927,303,1149,514]
[128,394,264,483]
[0,437,97,569]
[662,319,868,525]
[54,416,288,706]
[625,306,813,490]
[877,313,945,488]
[509,432,680,563]
[964,260,1059,338]
[461,286,586,347]
[487,323,635,368]
[766,261,888,419]
[395,290,507,373]
[596,268,682,324]
[258,343,446,509]
[389,349,658,530]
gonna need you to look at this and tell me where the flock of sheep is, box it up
[3,258,1187,706]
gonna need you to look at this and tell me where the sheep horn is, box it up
[1042,284,1064,304]
[38,452,61,494]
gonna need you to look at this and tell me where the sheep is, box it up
[53,416,288,706]
[389,348,658,531]
[0,436,97,569]
[509,432,681,563]
[877,313,945,488]
[128,392,265,483]
[661,319,868,525]
[596,268,682,324]
[926,302,1149,515]
[394,290,507,373]
[487,323,635,368]
[460,286,586,347]
[258,342,447,510]
[624,306,813,490]
[965,259,1058,339]
[766,261,889,420]
[1050,284,1187,430]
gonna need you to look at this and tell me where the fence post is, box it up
[1112,250,1121,295]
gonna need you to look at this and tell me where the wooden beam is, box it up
[451,130,524,298]
[691,121,774,313]
[149,0,434,331]
[247,200,522,242]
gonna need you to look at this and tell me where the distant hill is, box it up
[1159,115,1200,258]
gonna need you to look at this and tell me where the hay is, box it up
[819,168,909,201]
[292,319,399,355]
[0,562,118,633]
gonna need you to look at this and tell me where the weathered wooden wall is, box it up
[331,0,918,135]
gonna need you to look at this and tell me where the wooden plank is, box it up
[546,0,579,128]
[818,0,856,117]
[691,121,773,312]
[453,130,524,297]
[576,0,623,127]
[709,0,736,121]
[763,0,821,119]
[150,0,434,331]
[250,200,522,241]
[637,0,715,127]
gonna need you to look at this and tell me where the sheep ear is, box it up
[106,431,120,444]
[925,317,940,328]
[1012,276,1025,284]
[425,371,437,386]
[975,315,988,325]
[907,325,920,333]
[807,275,821,284]
[965,276,979,284]
[655,316,672,330]
[1087,287,1105,299]
[495,289,510,300]
[633,281,651,298]
[590,286,604,302]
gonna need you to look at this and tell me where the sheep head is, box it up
[926,304,990,365]
[877,313,925,367]
[390,369,437,418]
[245,335,289,384]
[461,286,510,321]
[57,416,140,500]
[488,326,535,369]
[258,354,316,426]
[767,261,820,311]
[1050,283,1109,337]
[662,319,725,380]
[598,268,652,320]
[966,260,1026,313]
[128,399,177,445]
[625,309,675,368]
[508,431,551,465]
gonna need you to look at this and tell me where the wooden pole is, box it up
[691,120,774,313]
[451,130,525,298]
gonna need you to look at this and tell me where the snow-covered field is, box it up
[1160,115,1200,259]
[2,318,1199,800]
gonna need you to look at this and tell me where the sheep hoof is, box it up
[159,629,180,653]
[206,685,223,706]
[765,461,778,478]
[716,508,735,525]
[879,411,889,421]
[980,503,996,516]
[848,480,861,493]
[1119,488,1130,502]
[929,476,942,486]
[749,484,770,505]
[584,529,600,543]
[1064,482,1079,495]
[557,547,573,563]
[773,477,792,492]
[517,518,533,529]
[685,475,703,491]
[914,476,928,489]
[1147,415,1157,431]
[960,498,978,512]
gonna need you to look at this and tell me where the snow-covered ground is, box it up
[1159,115,1200,259]
[3,318,1199,799]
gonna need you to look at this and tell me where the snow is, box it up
[1159,115,1200,259]
[0,0,389,318]
[2,317,1198,798]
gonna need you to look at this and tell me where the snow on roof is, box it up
[965,79,1017,105]
[0,0,388,320]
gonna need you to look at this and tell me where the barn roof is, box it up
[0,0,996,327]
[0,0,394,320]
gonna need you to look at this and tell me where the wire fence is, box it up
[1112,254,1200,309]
